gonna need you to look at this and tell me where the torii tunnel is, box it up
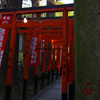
[0,4,74,100]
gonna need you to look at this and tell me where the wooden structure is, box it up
[0,4,74,100]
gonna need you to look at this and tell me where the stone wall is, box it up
[74,0,100,100]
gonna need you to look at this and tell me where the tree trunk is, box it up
[47,0,55,17]
[75,0,100,100]
[2,0,22,9]
[31,0,41,7]
[55,0,60,5]
[31,0,41,18]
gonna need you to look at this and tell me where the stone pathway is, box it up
[29,77,62,100]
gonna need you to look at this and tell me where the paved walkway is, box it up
[29,77,62,100]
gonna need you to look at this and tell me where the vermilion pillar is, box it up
[62,8,68,100]
[22,27,31,100]
[6,13,17,100]
[34,33,41,94]
[47,42,52,85]
[60,46,62,77]
[58,44,61,73]
[56,44,59,79]
[41,40,48,89]
[34,13,41,94]
[69,25,73,100]
[51,44,55,82]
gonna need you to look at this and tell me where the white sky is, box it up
[22,0,74,8]
[40,0,74,6]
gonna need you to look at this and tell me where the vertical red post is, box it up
[69,25,75,100]
[62,8,68,100]
[6,13,17,100]
[60,45,62,77]
[58,44,61,73]
[56,44,59,79]
[41,39,48,89]
[22,27,31,100]
[34,33,41,94]
[69,25,73,100]
[55,44,57,72]
[47,42,52,85]
[34,13,41,94]
[51,44,55,82]
[48,42,52,72]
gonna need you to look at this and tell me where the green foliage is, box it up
[55,11,74,17]
[55,2,74,17]
[68,11,74,17]
[22,14,32,18]
[39,4,47,17]
[41,13,47,17]
[56,1,65,5]
[38,89,42,92]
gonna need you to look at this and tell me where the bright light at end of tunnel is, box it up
[23,16,27,23]
[51,40,54,44]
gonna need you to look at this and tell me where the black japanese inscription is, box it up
[37,48,39,50]
[70,56,72,58]
[8,65,11,69]
[9,57,12,60]
[62,65,66,68]
[63,71,66,76]
[26,51,28,54]
[70,70,72,72]
[63,40,66,43]
[63,57,65,61]
[63,36,66,38]
[63,49,66,52]
[9,49,12,53]
[63,44,66,47]
[70,44,72,47]
[70,41,72,43]
[70,52,72,54]
[70,48,72,50]
[70,66,72,69]
[70,62,72,65]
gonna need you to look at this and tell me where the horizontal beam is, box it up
[16,21,62,28]
[18,29,62,33]
[18,30,28,33]
[1,12,14,15]
[66,7,74,11]
[31,34,62,40]
[1,20,74,28]
[68,20,74,26]
[1,23,12,28]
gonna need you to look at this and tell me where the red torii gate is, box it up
[1,4,74,100]
[17,18,74,92]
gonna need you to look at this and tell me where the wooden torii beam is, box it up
[1,18,74,28]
